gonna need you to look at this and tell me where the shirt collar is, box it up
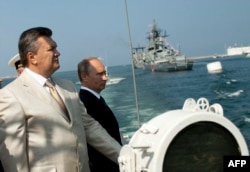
[25,68,48,86]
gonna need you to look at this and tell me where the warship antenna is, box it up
[124,0,141,128]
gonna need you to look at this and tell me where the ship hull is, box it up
[142,60,193,72]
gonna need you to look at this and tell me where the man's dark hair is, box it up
[77,57,98,82]
[18,27,52,66]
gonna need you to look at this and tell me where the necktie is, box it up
[45,80,69,118]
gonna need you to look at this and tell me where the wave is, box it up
[215,89,244,98]
[227,90,244,97]
[244,117,250,123]
[226,79,237,85]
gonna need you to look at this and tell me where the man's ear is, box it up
[81,72,88,82]
[27,52,37,65]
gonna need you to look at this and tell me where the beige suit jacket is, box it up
[0,70,121,172]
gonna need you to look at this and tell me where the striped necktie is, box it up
[45,80,69,118]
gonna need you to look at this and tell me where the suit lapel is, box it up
[20,70,52,103]
[20,71,71,123]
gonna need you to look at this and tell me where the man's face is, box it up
[83,59,108,93]
[28,36,60,78]
[16,67,24,76]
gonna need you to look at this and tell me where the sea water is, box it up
[95,55,250,149]
[2,55,250,149]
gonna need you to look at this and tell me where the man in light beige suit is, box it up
[0,27,121,172]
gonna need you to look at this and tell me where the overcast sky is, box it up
[1,0,250,77]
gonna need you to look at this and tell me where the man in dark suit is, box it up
[77,57,123,172]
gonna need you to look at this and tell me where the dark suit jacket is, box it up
[79,89,122,172]
[0,162,3,172]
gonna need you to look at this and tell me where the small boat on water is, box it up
[75,77,125,86]
[106,77,125,85]
[132,21,193,72]
[105,66,125,85]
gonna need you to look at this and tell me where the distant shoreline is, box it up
[0,75,17,79]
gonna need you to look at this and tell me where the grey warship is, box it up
[132,22,193,72]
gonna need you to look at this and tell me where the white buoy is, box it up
[206,61,222,73]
